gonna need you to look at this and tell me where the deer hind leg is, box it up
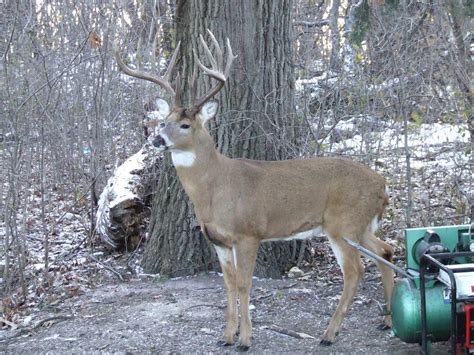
[361,234,394,329]
[321,237,364,345]
[214,245,238,346]
[233,238,259,352]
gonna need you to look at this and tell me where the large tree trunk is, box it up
[143,0,302,278]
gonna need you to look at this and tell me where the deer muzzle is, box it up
[152,135,167,150]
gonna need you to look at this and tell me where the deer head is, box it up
[114,30,236,159]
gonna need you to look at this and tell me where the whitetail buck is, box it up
[115,31,394,351]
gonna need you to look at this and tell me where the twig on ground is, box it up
[185,304,225,311]
[0,317,18,329]
[88,255,124,281]
[278,282,298,290]
[252,292,273,302]
[263,324,315,340]
[31,315,75,330]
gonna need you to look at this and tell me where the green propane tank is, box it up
[392,278,451,343]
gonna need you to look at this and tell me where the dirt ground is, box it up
[1,268,449,354]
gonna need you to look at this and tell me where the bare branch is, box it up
[294,19,330,27]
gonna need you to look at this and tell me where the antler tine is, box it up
[199,34,218,71]
[190,31,236,111]
[174,72,182,107]
[206,29,224,70]
[225,38,237,77]
[190,64,199,105]
[193,50,226,82]
[114,39,180,104]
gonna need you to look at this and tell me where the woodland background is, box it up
[0,0,472,332]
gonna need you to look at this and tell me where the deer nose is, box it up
[153,135,167,149]
[159,122,166,128]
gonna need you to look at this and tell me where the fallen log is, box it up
[96,143,161,250]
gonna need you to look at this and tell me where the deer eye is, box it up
[180,123,190,129]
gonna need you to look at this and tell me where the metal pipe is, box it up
[419,262,428,354]
[343,237,414,279]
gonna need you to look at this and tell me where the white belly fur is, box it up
[263,226,325,243]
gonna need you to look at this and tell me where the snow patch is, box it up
[327,121,469,170]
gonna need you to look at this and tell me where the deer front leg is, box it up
[214,245,238,346]
[234,238,259,352]
[321,238,364,345]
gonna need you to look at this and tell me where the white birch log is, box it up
[96,143,162,250]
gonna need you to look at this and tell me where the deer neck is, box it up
[171,135,225,210]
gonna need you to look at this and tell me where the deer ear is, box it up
[197,101,218,125]
[155,98,170,118]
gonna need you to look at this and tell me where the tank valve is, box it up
[412,229,449,272]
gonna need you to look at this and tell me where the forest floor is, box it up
[1,244,449,354]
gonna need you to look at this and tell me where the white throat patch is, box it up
[171,151,196,167]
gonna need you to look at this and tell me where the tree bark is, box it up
[142,0,301,278]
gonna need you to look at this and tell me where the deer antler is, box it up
[114,40,181,106]
[190,29,237,112]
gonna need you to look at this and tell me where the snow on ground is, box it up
[329,121,469,153]
[295,74,339,100]
[328,120,469,168]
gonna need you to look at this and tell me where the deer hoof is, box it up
[319,339,333,346]
[377,323,391,331]
[216,340,233,347]
[236,344,250,352]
